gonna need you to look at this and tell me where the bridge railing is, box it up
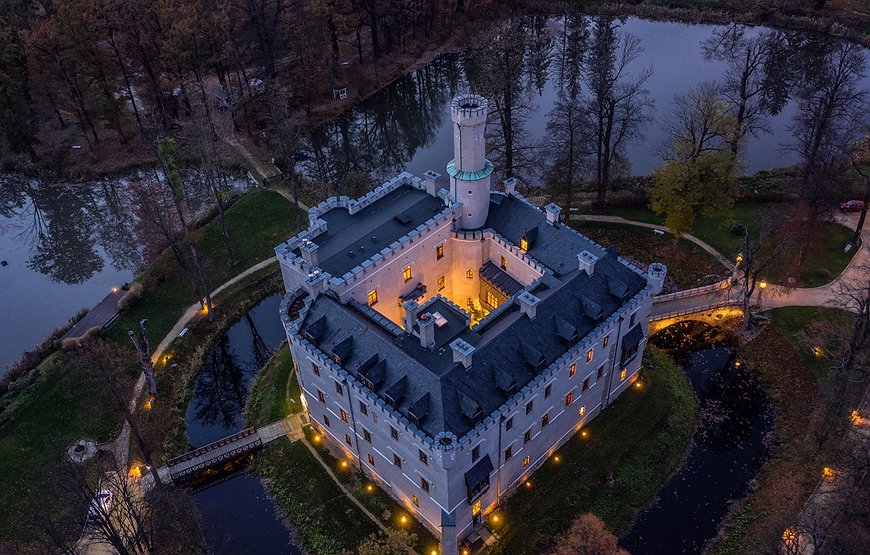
[166,427,258,467]
[654,277,734,303]
[650,300,742,322]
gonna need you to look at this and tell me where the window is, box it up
[437,275,445,291]
[467,296,473,308]
[340,409,348,423]
[403,265,412,282]
[629,311,636,327]
[526,401,534,414]
[393,454,402,468]
[582,378,590,392]
[603,335,610,348]
[542,412,550,427]
[367,453,375,466]
[487,290,498,307]
[524,428,532,443]
[587,349,594,363]
[390,426,398,441]
[466,268,473,279]
[421,478,430,493]
[565,392,574,406]
[367,289,378,306]
[544,384,552,398]
[620,368,627,381]
[335,381,343,396]
[500,256,508,270]
[359,401,368,415]
[569,363,576,377]
[506,416,514,431]
[317,389,325,403]
[363,429,372,443]
[520,237,528,251]
[597,366,605,380]
[579,405,586,417]
[412,495,419,507]
[344,433,352,446]
[505,445,513,460]
[522,455,530,468]
[312,363,320,377]
[419,450,428,466]
[472,445,480,462]
[323,415,331,427]
[436,243,444,260]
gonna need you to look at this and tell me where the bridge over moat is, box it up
[649,278,744,334]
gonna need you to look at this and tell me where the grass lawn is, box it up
[0,352,125,543]
[607,203,855,287]
[712,307,854,554]
[490,349,698,554]
[245,343,302,428]
[105,189,301,347]
[574,221,727,289]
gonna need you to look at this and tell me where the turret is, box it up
[448,94,493,230]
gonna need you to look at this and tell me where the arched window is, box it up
[466,268,474,279]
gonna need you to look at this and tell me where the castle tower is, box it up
[448,94,493,230]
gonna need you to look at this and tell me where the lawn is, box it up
[607,203,855,287]
[0,352,126,543]
[105,188,301,347]
[712,307,854,554]
[490,349,698,554]
[245,343,302,428]
[574,221,727,289]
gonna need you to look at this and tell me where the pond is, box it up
[302,17,870,188]
[620,320,772,554]
[184,292,301,555]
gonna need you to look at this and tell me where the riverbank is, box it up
[711,307,856,554]
[489,349,698,553]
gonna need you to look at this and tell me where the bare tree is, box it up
[582,16,653,206]
[541,92,590,220]
[128,319,157,398]
[734,213,790,330]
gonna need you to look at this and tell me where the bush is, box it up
[117,282,144,310]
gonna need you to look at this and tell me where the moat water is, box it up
[621,321,772,554]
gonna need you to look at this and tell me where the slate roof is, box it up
[300,185,445,277]
[298,250,645,438]
[480,261,524,296]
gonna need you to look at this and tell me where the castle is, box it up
[276,95,666,554]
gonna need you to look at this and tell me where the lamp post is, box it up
[757,280,768,309]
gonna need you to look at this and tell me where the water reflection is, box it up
[622,321,771,554]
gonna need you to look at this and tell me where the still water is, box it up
[621,321,772,554]
[184,292,301,555]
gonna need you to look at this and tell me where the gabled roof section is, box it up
[480,261,524,297]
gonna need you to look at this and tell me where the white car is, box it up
[87,489,113,522]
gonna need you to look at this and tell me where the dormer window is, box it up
[403,265,413,282]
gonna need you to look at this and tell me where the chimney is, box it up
[515,291,541,320]
[303,270,328,297]
[544,203,561,225]
[418,312,436,349]
[423,170,441,197]
[503,177,518,195]
[450,338,475,368]
[402,300,420,333]
[578,251,598,276]
[299,239,319,266]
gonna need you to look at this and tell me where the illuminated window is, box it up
[520,237,528,251]
[367,453,375,465]
[340,409,348,423]
[620,368,627,381]
[317,389,325,403]
[472,500,481,517]
[487,290,498,307]
[437,275,445,291]
[403,265,412,282]
[466,268,473,279]
[522,455,530,467]
[412,495,419,507]
[586,349,594,363]
[603,335,610,348]
[565,392,574,406]
[367,289,378,306]
[582,378,589,392]
[500,256,508,270]
[436,243,444,260]
[579,405,586,417]
[421,478,430,493]
[569,363,576,377]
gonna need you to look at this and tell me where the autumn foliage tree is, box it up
[547,513,629,555]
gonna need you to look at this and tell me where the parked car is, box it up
[840,200,865,212]
[87,490,113,522]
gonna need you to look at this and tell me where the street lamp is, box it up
[757,280,767,308]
